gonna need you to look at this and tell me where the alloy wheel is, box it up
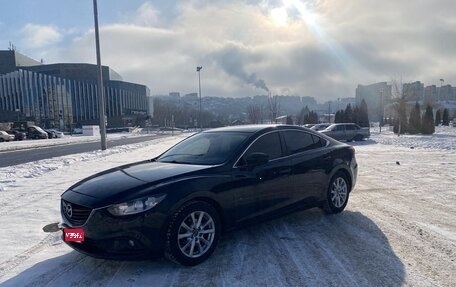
[177,211,215,258]
[330,177,348,208]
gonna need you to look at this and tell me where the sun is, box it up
[269,1,319,28]
[270,7,288,26]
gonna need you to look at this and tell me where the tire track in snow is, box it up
[0,233,60,279]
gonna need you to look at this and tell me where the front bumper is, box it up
[60,207,167,260]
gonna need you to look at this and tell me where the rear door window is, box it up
[282,131,322,155]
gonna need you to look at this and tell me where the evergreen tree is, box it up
[311,111,319,124]
[344,104,353,123]
[421,105,435,134]
[408,102,421,134]
[358,99,369,127]
[435,109,441,126]
[442,108,450,126]
[297,106,310,125]
[353,106,360,125]
[335,110,342,123]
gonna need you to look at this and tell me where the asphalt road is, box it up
[0,135,166,168]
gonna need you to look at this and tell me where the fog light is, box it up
[128,240,135,247]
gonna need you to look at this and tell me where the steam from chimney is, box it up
[212,44,269,92]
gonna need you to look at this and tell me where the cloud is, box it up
[21,24,62,49]
[132,2,161,27]
[43,0,456,101]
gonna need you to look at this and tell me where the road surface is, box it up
[0,135,167,168]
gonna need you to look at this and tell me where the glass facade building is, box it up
[0,69,150,130]
[0,52,150,130]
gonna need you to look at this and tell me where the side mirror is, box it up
[245,152,269,167]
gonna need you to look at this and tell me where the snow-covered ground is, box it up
[0,127,455,286]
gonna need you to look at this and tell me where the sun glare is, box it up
[270,7,288,26]
[269,0,319,28]
[284,0,318,28]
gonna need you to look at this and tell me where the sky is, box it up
[1,0,456,102]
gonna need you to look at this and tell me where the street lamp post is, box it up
[93,0,107,150]
[379,89,384,133]
[439,78,444,101]
[328,101,331,123]
[197,66,202,131]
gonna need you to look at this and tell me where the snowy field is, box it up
[0,127,455,286]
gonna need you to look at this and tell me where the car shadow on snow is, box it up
[2,209,405,287]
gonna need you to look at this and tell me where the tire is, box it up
[0,138,4,142]
[323,172,350,214]
[164,201,221,266]
[353,134,363,141]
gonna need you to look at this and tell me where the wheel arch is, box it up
[329,165,353,193]
[165,192,227,235]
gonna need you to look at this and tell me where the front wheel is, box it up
[164,201,221,266]
[323,172,350,214]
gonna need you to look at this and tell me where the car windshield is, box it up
[157,132,249,165]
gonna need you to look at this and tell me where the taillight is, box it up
[347,146,355,156]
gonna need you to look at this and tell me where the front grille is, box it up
[61,199,92,226]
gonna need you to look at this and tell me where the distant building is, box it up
[169,92,180,98]
[403,81,424,102]
[0,50,151,129]
[424,85,437,105]
[438,84,453,101]
[184,93,198,100]
[355,82,392,121]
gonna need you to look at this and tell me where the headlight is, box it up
[107,194,166,216]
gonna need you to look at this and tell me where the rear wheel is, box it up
[353,134,363,141]
[323,172,349,214]
[164,201,221,266]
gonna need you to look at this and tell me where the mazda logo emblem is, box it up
[65,202,73,218]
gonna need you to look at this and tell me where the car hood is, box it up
[67,161,213,200]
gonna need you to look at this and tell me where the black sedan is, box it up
[60,125,357,266]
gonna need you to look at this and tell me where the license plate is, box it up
[63,228,85,242]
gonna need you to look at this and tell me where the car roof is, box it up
[329,123,357,126]
[204,124,306,133]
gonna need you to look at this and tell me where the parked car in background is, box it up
[72,128,83,134]
[44,129,57,139]
[27,126,48,139]
[47,129,64,138]
[60,125,357,266]
[6,130,26,141]
[320,123,370,141]
[310,123,332,131]
[0,131,15,142]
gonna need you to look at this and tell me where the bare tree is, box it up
[246,104,261,124]
[390,78,410,136]
[268,94,280,123]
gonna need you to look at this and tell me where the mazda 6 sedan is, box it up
[60,125,357,266]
